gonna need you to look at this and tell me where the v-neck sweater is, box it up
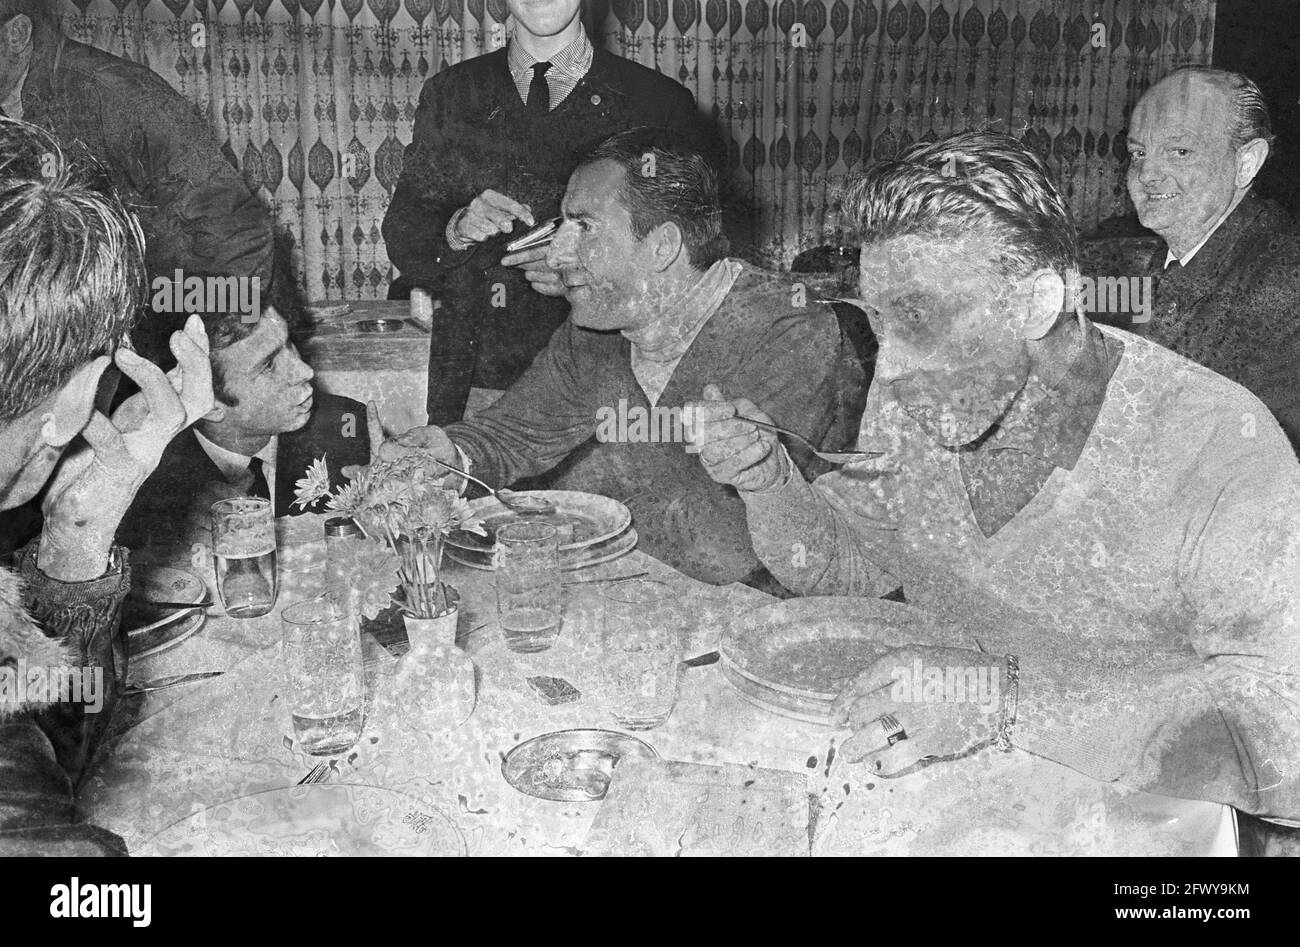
[746,324,1300,824]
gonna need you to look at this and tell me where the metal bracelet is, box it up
[996,654,1020,752]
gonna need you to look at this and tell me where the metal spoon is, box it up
[121,671,225,695]
[735,415,881,465]
[426,456,556,515]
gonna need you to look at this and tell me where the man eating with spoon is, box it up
[685,131,1300,854]
[384,126,867,589]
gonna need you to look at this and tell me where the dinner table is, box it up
[83,528,1236,857]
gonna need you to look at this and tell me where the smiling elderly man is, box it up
[686,131,1300,855]
[386,126,866,589]
[1124,66,1300,449]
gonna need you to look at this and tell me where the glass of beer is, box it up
[281,593,364,755]
[602,579,683,730]
[495,521,563,653]
[211,497,278,618]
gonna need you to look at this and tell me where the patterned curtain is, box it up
[56,0,1213,299]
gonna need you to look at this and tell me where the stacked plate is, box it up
[444,490,637,572]
[123,565,208,659]
[720,597,949,726]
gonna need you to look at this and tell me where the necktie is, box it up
[527,61,552,113]
[246,457,271,502]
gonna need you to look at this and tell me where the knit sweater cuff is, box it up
[1012,664,1126,782]
[14,541,131,645]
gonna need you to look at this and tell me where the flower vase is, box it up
[396,588,476,734]
[393,534,449,620]
[402,584,461,649]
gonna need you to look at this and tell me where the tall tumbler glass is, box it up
[495,521,563,653]
[281,594,365,755]
[602,579,683,730]
[210,497,278,618]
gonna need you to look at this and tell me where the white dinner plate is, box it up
[446,527,637,572]
[445,490,632,553]
[720,597,956,724]
[124,565,208,659]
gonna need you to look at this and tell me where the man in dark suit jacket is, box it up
[381,0,724,424]
[1117,66,1300,450]
[120,309,370,560]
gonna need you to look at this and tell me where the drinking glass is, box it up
[495,521,563,653]
[602,579,683,730]
[210,497,277,618]
[281,594,365,755]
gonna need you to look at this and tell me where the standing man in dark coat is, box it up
[0,1,299,363]
[382,0,724,424]
[1122,66,1300,450]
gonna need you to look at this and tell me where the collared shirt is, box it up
[1163,199,1240,268]
[624,259,742,406]
[194,429,280,514]
[507,30,593,111]
[1,66,28,119]
[957,320,1123,537]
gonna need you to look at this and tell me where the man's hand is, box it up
[500,244,566,297]
[683,384,791,493]
[342,408,465,493]
[40,315,214,581]
[833,645,1006,777]
[452,189,534,244]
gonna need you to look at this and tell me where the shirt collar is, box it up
[508,29,592,83]
[624,259,741,362]
[976,319,1122,469]
[193,429,277,484]
[1163,194,1245,268]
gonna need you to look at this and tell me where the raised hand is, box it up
[452,189,534,245]
[40,315,214,581]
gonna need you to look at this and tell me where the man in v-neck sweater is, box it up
[382,0,723,424]
[690,131,1300,854]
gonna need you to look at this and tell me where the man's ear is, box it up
[4,15,32,54]
[43,356,112,447]
[1235,138,1269,189]
[1017,268,1065,341]
[650,221,686,272]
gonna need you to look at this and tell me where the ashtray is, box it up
[501,729,658,802]
[356,318,405,333]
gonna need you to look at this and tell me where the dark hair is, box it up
[0,118,144,422]
[203,313,261,406]
[143,301,262,406]
[1158,65,1275,153]
[842,130,1079,280]
[580,127,728,270]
